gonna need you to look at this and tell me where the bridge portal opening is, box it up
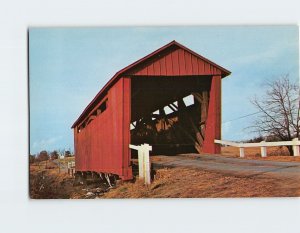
[130,76,212,156]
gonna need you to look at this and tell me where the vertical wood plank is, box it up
[136,66,147,75]
[122,77,132,179]
[293,138,300,156]
[138,147,144,179]
[160,56,167,76]
[198,58,205,73]
[148,63,154,75]
[172,49,180,74]
[143,144,152,185]
[185,50,193,75]
[204,62,210,75]
[165,53,173,75]
[178,49,186,75]
[202,75,222,154]
[239,147,245,157]
[261,144,267,157]
[153,59,161,75]
[191,55,198,75]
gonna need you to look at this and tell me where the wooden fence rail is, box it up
[215,138,300,158]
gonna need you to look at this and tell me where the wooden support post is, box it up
[192,91,208,136]
[201,91,208,121]
[193,91,209,123]
[138,146,144,179]
[105,173,112,187]
[177,99,185,124]
[260,141,267,157]
[239,147,245,158]
[187,116,203,153]
[293,138,299,156]
[159,108,166,130]
[202,75,221,154]
[177,98,202,153]
[130,143,152,184]
[142,144,152,185]
[192,92,203,103]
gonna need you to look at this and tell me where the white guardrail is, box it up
[129,143,152,184]
[214,138,300,158]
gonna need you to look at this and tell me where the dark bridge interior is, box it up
[130,76,212,156]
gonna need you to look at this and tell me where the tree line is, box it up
[30,150,74,164]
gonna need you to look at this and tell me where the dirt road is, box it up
[152,154,300,179]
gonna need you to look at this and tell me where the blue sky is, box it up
[29,26,299,154]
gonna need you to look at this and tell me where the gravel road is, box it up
[152,154,300,179]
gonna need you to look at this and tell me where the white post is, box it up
[260,141,267,157]
[292,138,299,156]
[138,146,144,179]
[142,143,152,185]
[239,147,245,158]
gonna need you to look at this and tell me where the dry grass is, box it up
[103,167,300,198]
[221,146,300,162]
[30,155,300,199]
[30,158,85,199]
[30,164,75,199]
[30,160,111,199]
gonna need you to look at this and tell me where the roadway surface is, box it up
[152,154,300,179]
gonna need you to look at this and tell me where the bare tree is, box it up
[251,75,300,155]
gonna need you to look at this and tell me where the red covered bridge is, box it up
[71,40,231,180]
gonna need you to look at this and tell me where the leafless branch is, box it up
[249,75,299,155]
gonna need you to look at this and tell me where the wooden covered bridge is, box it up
[72,40,231,180]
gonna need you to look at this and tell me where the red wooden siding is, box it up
[130,48,222,76]
[202,75,222,154]
[74,77,132,179]
[122,77,132,179]
[72,41,230,179]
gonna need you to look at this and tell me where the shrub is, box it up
[37,150,49,162]
[50,150,59,160]
[64,150,72,157]
[29,154,36,164]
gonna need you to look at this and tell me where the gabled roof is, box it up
[72,40,231,128]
